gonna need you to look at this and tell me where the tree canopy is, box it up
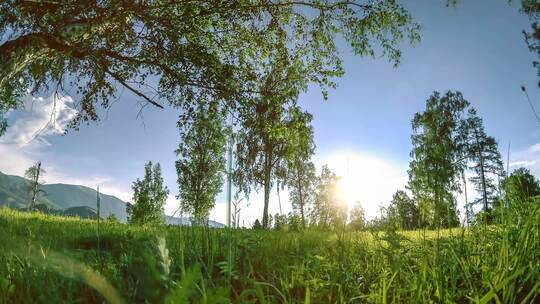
[128,161,169,226]
[503,167,540,204]
[459,108,505,218]
[0,0,420,135]
[312,165,346,229]
[386,190,419,230]
[408,91,468,228]
[522,0,540,81]
[285,108,316,228]
[175,101,227,224]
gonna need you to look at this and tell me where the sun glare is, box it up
[318,151,408,218]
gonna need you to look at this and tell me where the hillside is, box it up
[0,171,55,209]
[0,171,224,226]
[43,183,128,221]
[0,171,127,221]
[164,215,225,228]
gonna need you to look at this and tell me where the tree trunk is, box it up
[262,151,272,229]
[299,188,305,229]
[297,170,305,228]
[462,169,470,226]
[30,162,41,210]
[474,130,489,215]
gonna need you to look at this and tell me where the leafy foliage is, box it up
[128,161,169,226]
[0,0,420,131]
[502,167,540,207]
[408,91,468,228]
[175,102,227,225]
[311,165,347,228]
[348,201,366,230]
[459,108,505,219]
[285,108,316,228]
[386,190,420,230]
[252,219,262,230]
[522,0,540,80]
[234,92,313,228]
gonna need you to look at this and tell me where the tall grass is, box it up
[0,202,538,303]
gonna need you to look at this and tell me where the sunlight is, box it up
[316,150,408,219]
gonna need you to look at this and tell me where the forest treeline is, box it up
[105,91,540,231]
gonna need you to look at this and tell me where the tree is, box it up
[0,1,419,133]
[286,109,317,228]
[273,213,288,231]
[24,161,46,210]
[348,201,366,231]
[128,161,169,226]
[233,67,314,229]
[106,213,119,224]
[252,219,262,230]
[459,108,505,220]
[0,96,17,137]
[503,168,540,205]
[176,102,227,225]
[522,0,540,81]
[234,97,287,228]
[312,165,347,229]
[387,191,419,230]
[408,91,468,228]
[286,213,303,231]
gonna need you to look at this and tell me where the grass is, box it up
[0,205,538,303]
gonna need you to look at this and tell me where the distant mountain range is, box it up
[0,171,224,227]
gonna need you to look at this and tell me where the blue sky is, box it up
[1,0,540,224]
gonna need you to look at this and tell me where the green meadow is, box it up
[0,205,538,304]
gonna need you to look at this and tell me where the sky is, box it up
[2,0,540,225]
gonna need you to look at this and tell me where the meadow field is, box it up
[0,205,538,304]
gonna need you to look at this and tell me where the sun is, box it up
[317,150,408,218]
[337,176,360,207]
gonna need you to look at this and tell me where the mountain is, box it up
[0,171,225,227]
[0,171,127,221]
[43,183,128,221]
[63,206,99,220]
[164,215,225,228]
[0,171,56,209]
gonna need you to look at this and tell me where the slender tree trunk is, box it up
[297,164,306,229]
[30,162,41,210]
[298,185,305,228]
[462,169,470,226]
[262,150,272,228]
[277,180,282,215]
[479,154,488,213]
[474,130,489,215]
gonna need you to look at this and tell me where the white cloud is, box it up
[0,94,130,202]
[529,142,540,153]
[509,160,537,167]
[0,143,131,201]
[506,142,540,177]
[0,144,35,176]
[1,94,77,147]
